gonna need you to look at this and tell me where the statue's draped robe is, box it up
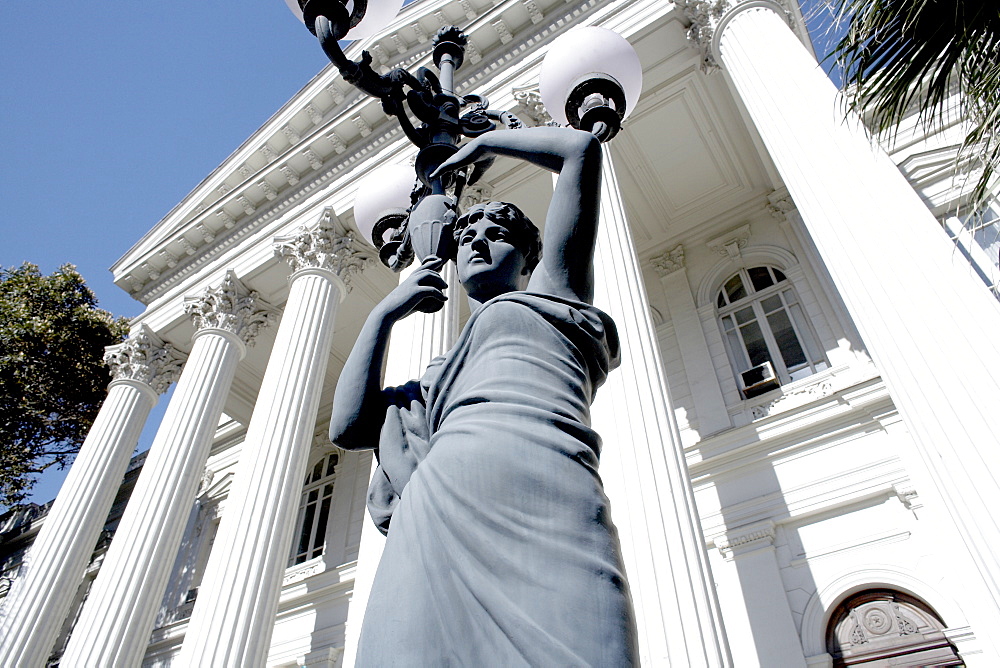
[359,292,638,666]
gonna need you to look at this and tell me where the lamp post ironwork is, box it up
[288,0,640,272]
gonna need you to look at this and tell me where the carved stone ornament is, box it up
[104,324,186,395]
[706,223,751,261]
[750,378,833,419]
[512,86,559,127]
[183,270,278,347]
[680,0,794,71]
[767,187,796,219]
[458,183,494,211]
[650,245,686,277]
[273,210,373,288]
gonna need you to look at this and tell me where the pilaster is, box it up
[651,245,731,436]
[179,212,371,667]
[0,325,183,668]
[711,522,806,666]
[61,273,275,667]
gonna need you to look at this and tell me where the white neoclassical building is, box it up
[3,0,1000,666]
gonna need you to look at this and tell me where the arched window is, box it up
[716,266,827,397]
[289,451,339,566]
[826,589,962,666]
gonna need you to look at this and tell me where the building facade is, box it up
[3,0,1000,665]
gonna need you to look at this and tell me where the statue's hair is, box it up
[453,201,542,273]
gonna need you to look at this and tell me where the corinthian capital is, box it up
[680,0,793,71]
[650,245,686,277]
[104,324,186,395]
[183,271,278,347]
[273,209,372,290]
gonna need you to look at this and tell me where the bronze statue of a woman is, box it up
[330,126,638,665]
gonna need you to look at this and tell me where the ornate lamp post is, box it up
[284,0,642,268]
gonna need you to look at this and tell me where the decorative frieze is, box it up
[104,324,186,395]
[650,245,686,277]
[282,126,301,145]
[305,104,323,125]
[259,145,277,163]
[183,271,278,347]
[273,211,372,288]
[749,377,833,419]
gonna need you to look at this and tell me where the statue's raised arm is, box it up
[433,126,603,304]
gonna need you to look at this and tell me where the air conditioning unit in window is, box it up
[739,361,780,399]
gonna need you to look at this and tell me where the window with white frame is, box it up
[717,266,828,393]
[289,452,339,566]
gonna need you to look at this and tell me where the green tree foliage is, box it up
[0,263,129,508]
[828,0,1000,210]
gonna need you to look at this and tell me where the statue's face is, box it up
[456,217,528,301]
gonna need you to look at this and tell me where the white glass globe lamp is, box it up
[353,164,415,248]
[539,27,643,140]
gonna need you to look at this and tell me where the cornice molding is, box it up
[183,270,279,348]
[104,324,186,395]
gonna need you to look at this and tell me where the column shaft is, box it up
[61,329,243,666]
[179,271,342,666]
[590,150,731,666]
[0,380,156,667]
[717,4,1000,649]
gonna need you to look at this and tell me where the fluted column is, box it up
[0,326,183,668]
[179,211,371,667]
[590,149,731,666]
[692,0,1000,653]
[62,272,275,667]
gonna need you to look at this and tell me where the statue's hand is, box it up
[378,256,448,322]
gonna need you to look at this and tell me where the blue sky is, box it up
[1,1,841,510]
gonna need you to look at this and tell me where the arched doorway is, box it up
[826,589,963,666]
